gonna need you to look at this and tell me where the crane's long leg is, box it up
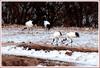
[53,38,55,43]
[45,27,49,34]
[55,38,59,46]
[27,27,29,34]
[30,27,33,34]
[70,39,73,43]
[64,38,73,45]
[70,39,73,46]
[68,38,73,45]
[28,27,32,34]
[51,38,55,45]
[51,38,59,46]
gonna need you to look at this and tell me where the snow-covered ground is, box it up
[2,46,99,66]
[2,26,98,48]
[2,25,99,66]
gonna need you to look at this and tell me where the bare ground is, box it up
[17,42,98,52]
[2,55,78,66]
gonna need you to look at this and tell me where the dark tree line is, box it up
[2,2,98,28]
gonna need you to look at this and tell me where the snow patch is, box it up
[2,46,99,66]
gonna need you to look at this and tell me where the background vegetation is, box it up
[2,2,98,28]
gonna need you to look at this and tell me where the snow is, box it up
[37,64,47,67]
[2,27,98,66]
[2,27,98,48]
[2,46,99,66]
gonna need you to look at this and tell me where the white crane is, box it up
[62,32,80,44]
[44,20,50,31]
[22,20,33,32]
[51,31,62,46]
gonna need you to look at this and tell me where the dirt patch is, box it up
[2,42,18,47]
[17,43,98,52]
[2,55,77,66]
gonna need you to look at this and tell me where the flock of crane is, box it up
[22,20,80,46]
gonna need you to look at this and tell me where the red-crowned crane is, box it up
[51,31,62,46]
[43,20,51,31]
[62,32,80,44]
[22,20,33,33]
